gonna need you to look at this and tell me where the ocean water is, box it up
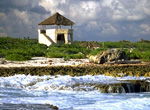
[0,74,150,110]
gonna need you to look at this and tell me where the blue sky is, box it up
[0,0,150,41]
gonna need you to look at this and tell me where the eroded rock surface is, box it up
[89,49,129,64]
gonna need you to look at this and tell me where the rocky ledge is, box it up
[89,49,130,64]
[94,80,150,93]
[0,65,150,77]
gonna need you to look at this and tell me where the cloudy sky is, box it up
[0,0,150,41]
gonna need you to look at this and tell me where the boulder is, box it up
[0,60,7,64]
[89,49,129,64]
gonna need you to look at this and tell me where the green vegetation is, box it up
[0,37,150,61]
[0,37,47,61]
[5,54,31,61]
[46,43,88,60]
[102,40,150,61]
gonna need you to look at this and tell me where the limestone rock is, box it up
[0,60,7,64]
[89,49,129,64]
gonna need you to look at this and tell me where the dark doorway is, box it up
[57,34,65,44]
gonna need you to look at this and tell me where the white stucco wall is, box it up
[38,29,73,46]
[38,29,56,46]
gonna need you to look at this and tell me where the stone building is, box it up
[38,12,74,46]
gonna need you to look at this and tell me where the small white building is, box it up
[38,12,74,46]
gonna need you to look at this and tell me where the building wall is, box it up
[38,29,73,46]
[38,29,56,46]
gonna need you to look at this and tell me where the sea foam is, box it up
[1,75,150,110]
[0,74,149,91]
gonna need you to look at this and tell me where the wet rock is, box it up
[94,84,124,93]
[89,49,129,64]
[0,103,58,110]
[94,80,150,93]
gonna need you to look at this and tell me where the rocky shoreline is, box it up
[1,59,150,94]
[0,64,150,77]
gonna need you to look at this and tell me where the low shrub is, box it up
[124,49,150,61]
[5,54,31,61]
[46,52,66,58]
[69,54,85,59]
[1,37,150,61]
[89,48,106,55]
[0,50,5,58]
[46,44,88,59]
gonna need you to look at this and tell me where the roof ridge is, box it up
[54,12,58,24]
[38,12,74,26]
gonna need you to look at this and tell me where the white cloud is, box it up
[0,0,150,41]
[0,33,7,37]
[39,0,149,23]
[101,0,149,21]
[86,21,99,29]
[127,15,144,21]
[143,0,150,15]
[101,23,118,35]
[14,9,31,25]
[0,27,7,37]
[140,24,150,35]
[39,0,101,24]
[0,12,7,21]
[12,0,29,7]
[39,0,66,14]
[101,0,113,8]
